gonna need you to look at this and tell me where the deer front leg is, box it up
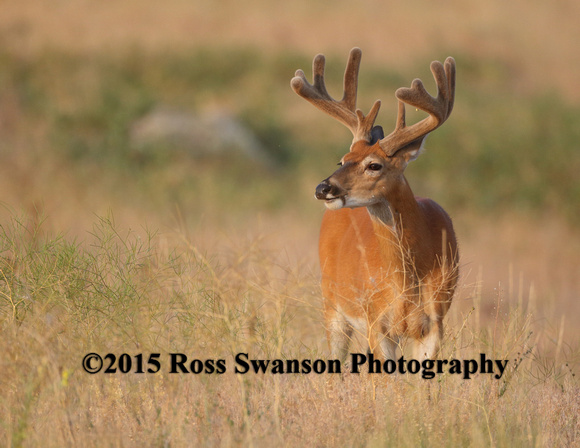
[324,304,353,363]
[413,319,443,361]
[367,323,398,361]
[379,335,398,360]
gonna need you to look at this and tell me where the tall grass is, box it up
[0,214,577,446]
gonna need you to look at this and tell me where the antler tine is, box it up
[444,57,456,117]
[291,48,380,143]
[341,48,361,112]
[379,57,456,156]
[356,100,381,143]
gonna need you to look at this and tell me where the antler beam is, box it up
[379,57,456,155]
[291,47,381,144]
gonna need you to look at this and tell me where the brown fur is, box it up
[318,140,459,360]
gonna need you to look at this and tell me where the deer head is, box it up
[291,47,455,211]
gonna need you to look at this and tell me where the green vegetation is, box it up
[1,48,579,223]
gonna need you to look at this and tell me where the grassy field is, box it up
[0,1,579,446]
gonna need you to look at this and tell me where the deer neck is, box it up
[366,175,421,240]
[366,176,422,287]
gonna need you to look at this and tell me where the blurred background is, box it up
[1,0,579,339]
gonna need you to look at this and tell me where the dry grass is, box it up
[0,215,577,446]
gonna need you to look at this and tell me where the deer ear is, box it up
[369,126,385,144]
[392,136,427,163]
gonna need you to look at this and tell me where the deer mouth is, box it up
[324,196,345,210]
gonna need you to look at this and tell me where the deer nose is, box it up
[315,181,333,200]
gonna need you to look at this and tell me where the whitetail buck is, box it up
[291,48,459,362]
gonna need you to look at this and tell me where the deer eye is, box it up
[367,163,382,171]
